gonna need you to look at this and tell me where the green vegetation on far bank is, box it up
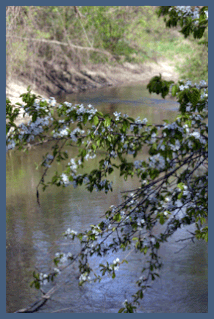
[6,6,208,94]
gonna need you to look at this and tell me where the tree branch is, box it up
[6,35,113,57]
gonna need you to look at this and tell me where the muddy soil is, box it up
[6,59,179,104]
[6,59,179,124]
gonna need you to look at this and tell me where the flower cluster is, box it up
[112,258,120,271]
[93,179,113,194]
[68,158,78,172]
[39,272,48,285]
[63,228,77,238]
[42,154,54,168]
[70,127,85,142]
[6,138,16,151]
[148,154,165,170]
[113,111,121,121]
[54,252,73,265]
[61,173,70,187]
[173,6,208,23]
[79,272,91,283]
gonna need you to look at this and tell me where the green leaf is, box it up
[171,84,179,96]
[32,113,37,122]
[34,162,39,170]
[83,113,88,124]
[143,247,148,254]
[178,191,183,199]
[91,144,96,151]
[113,213,121,222]
[118,308,125,313]
[160,215,165,225]
[104,116,111,127]
[35,281,40,289]
[93,116,99,126]
[154,242,160,249]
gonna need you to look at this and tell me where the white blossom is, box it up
[122,299,128,306]
[69,158,78,172]
[79,272,91,282]
[54,268,61,274]
[137,218,145,226]
[134,160,142,169]
[190,132,200,139]
[113,112,121,121]
[61,173,70,186]
[150,237,156,245]
[64,228,77,237]
[113,258,120,264]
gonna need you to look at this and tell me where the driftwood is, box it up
[14,261,76,313]
[14,292,50,313]
[6,35,113,57]
[14,284,60,313]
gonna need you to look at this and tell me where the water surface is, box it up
[6,84,207,313]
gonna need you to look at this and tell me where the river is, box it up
[6,84,208,313]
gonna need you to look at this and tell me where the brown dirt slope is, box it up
[6,59,179,106]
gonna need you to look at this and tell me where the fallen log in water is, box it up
[14,289,53,313]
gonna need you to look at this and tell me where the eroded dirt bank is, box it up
[6,59,179,106]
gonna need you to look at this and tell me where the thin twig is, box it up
[51,307,74,313]
[74,6,93,48]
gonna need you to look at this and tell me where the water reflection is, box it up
[6,84,207,313]
[58,83,179,125]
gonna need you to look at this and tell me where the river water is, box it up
[6,84,208,313]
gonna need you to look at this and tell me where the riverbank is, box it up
[6,58,179,125]
[6,58,179,105]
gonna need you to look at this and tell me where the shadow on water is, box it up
[6,84,207,313]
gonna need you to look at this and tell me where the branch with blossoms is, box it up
[7,76,208,312]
